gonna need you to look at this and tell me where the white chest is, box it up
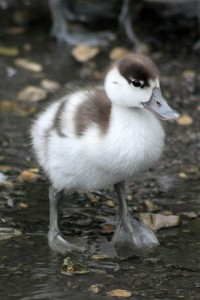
[87,106,165,178]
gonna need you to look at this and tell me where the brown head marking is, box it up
[118,54,159,86]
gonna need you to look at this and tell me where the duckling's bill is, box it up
[143,87,180,120]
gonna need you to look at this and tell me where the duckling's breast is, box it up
[85,106,165,180]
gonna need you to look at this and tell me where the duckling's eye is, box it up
[131,80,142,88]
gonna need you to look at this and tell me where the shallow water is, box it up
[1,178,200,300]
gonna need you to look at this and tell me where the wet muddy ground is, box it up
[0,3,200,300]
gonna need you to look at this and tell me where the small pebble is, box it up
[127,194,133,201]
[88,284,101,294]
[105,199,115,207]
[179,172,188,179]
[0,172,7,185]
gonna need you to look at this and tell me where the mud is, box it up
[0,3,200,300]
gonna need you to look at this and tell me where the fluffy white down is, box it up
[31,89,165,192]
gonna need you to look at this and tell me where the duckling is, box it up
[31,54,180,259]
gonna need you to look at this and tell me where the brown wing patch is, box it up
[118,54,159,86]
[75,88,111,136]
[52,100,67,137]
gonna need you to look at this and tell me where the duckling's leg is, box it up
[48,186,86,254]
[112,182,159,260]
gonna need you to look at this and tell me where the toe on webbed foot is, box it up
[111,213,159,260]
[48,231,88,254]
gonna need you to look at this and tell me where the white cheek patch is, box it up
[149,78,160,89]
[141,78,160,104]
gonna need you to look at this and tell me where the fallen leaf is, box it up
[0,46,19,57]
[0,228,22,241]
[0,100,37,116]
[0,165,13,173]
[0,100,19,112]
[91,254,109,260]
[18,169,40,182]
[181,211,198,218]
[109,47,132,60]
[185,164,199,174]
[182,70,196,80]
[143,199,159,211]
[20,202,29,209]
[14,58,43,72]
[139,213,180,231]
[3,181,14,189]
[17,86,47,102]
[17,105,38,117]
[5,27,26,35]
[102,224,114,233]
[106,289,132,298]
[178,172,188,179]
[72,45,100,62]
[40,79,60,92]
[176,114,193,126]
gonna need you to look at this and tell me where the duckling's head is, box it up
[104,54,180,120]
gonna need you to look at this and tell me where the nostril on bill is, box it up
[156,101,161,106]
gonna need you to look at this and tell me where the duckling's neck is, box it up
[111,104,146,124]
[109,103,164,143]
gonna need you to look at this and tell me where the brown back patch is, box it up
[53,100,67,137]
[118,54,159,86]
[75,88,111,136]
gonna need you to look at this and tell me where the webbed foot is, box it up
[111,212,159,260]
[48,230,87,254]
